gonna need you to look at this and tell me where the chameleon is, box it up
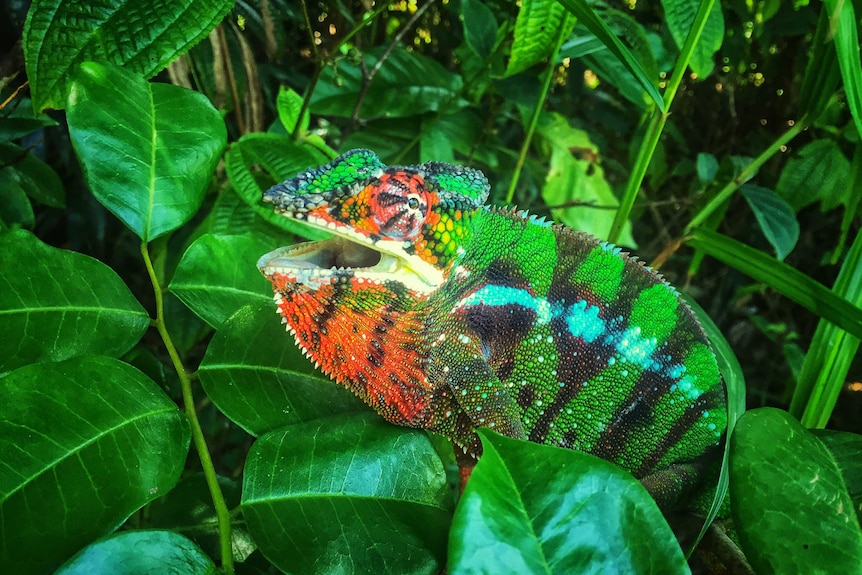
[257,149,727,509]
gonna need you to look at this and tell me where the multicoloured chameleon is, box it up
[258,149,727,509]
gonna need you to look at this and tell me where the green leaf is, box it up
[242,414,452,574]
[0,173,35,229]
[741,184,799,260]
[775,139,851,211]
[696,152,718,185]
[797,8,842,123]
[536,112,637,246]
[449,431,689,574]
[823,0,862,140]
[461,0,498,60]
[687,228,862,341]
[0,230,150,374]
[0,356,191,574]
[276,85,309,134]
[54,530,214,575]
[556,0,665,110]
[148,473,257,562]
[661,0,724,78]
[0,97,58,140]
[170,233,274,327]
[578,10,658,109]
[420,123,455,164]
[816,430,862,524]
[505,0,573,76]
[0,141,65,208]
[198,303,367,436]
[791,228,862,427]
[225,133,332,240]
[682,296,744,544]
[311,46,465,118]
[208,187,258,235]
[730,408,862,574]
[23,0,233,111]
[67,62,226,242]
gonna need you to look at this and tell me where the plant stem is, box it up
[608,0,716,243]
[685,118,806,232]
[505,17,570,204]
[140,242,234,575]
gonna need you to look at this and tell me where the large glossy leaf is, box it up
[449,430,689,574]
[0,230,150,374]
[224,133,332,240]
[54,530,214,575]
[687,228,862,341]
[170,233,274,327]
[730,408,862,574]
[506,0,573,76]
[311,46,465,118]
[67,62,226,242]
[198,303,367,436]
[242,414,452,575]
[661,0,724,78]
[23,0,233,111]
[0,356,191,574]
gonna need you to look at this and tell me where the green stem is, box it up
[608,0,717,243]
[608,110,665,243]
[685,118,806,232]
[140,242,234,575]
[505,17,570,204]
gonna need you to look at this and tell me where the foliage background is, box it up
[1,0,861,573]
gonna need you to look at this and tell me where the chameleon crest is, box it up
[259,149,727,508]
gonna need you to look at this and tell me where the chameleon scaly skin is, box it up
[259,149,727,508]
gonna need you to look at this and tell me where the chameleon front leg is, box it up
[425,333,525,485]
[639,456,717,512]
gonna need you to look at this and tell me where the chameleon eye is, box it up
[370,173,431,240]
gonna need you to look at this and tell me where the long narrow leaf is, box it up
[687,229,862,341]
[823,0,862,140]
[791,175,862,427]
[556,0,664,111]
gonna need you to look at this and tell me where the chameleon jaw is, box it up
[258,236,441,294]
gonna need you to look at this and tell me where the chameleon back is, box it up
[423,207,727,482]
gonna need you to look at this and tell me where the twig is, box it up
[350,0,436,123]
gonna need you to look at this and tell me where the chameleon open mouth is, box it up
[257,236,439,292]
[259,208,445,292]
[258,237,381,271]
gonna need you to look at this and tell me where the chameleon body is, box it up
[259,149,727,508]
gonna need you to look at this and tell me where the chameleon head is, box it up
[256,150,491,425]
[257,149,490,294]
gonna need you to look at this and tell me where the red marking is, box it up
[268,272,433,426]
[300,173,443,269]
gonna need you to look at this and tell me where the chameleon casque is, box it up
[258,149,727,509]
